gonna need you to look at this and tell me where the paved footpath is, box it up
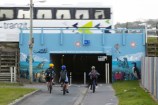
[15,83,87,105]
[81,84,118,105]
[13,83,118,105]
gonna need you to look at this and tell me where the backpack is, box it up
[45,68,52,77]
[60,70,67,80]
[91,71,97,79]
[45,68,55,77]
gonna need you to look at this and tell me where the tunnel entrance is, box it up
[50,54,112,84]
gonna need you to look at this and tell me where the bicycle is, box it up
[60,80,69,95]
[92,79,96,93]
[47,78,53,94]
[62,82,67,95]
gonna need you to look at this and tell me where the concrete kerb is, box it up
[8,89,40,105]
[73,87,89,105]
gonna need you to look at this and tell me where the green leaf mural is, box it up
[78,21,93,34]
[105,19,110,24]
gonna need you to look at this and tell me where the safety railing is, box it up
[20,27,145,34]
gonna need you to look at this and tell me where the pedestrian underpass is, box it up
[50,54,112,83]
[19,28,146,83]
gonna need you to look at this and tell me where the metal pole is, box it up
[105,63,107,83]
[70,72,72,85]
[105,63,106,83]
[107,63,109,84]
[84,72,86,85]
[29,0,33,83]
[106,63,108,83]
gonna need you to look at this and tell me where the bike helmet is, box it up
[91,66,95,69]
[61,65,66,70]
[49,63,54,67]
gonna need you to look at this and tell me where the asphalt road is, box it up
[15,84,87,105]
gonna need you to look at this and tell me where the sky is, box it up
[0,0,158,24]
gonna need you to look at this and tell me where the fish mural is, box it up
[20,52,49,82]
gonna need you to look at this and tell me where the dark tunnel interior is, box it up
[50,54,112,84]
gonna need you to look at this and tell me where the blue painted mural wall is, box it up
[19,29,145,82]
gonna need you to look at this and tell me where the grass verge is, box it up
[0,82,23,87]
[112,80,158,105]
[0,82,36,105]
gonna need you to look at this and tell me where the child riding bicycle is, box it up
[45,63,56,90]
[59,65,69,93]
[88,66,100,90]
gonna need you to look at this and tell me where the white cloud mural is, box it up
[20,53,49,62]
[20,53,27,61]
[113,52,145,61]
[33,55,49,62]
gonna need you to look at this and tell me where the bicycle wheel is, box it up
[47,84,49,91]
[63,84,66,95]
[49,84,52,93]
[92,80,95,93]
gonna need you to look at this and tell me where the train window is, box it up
[37,9,52,19]
[56,10,71,19]
[94,10,105,19]
[105,8,111,19]
[17,9,30,19]
[0,9,14,19]
[75,10,89,19]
